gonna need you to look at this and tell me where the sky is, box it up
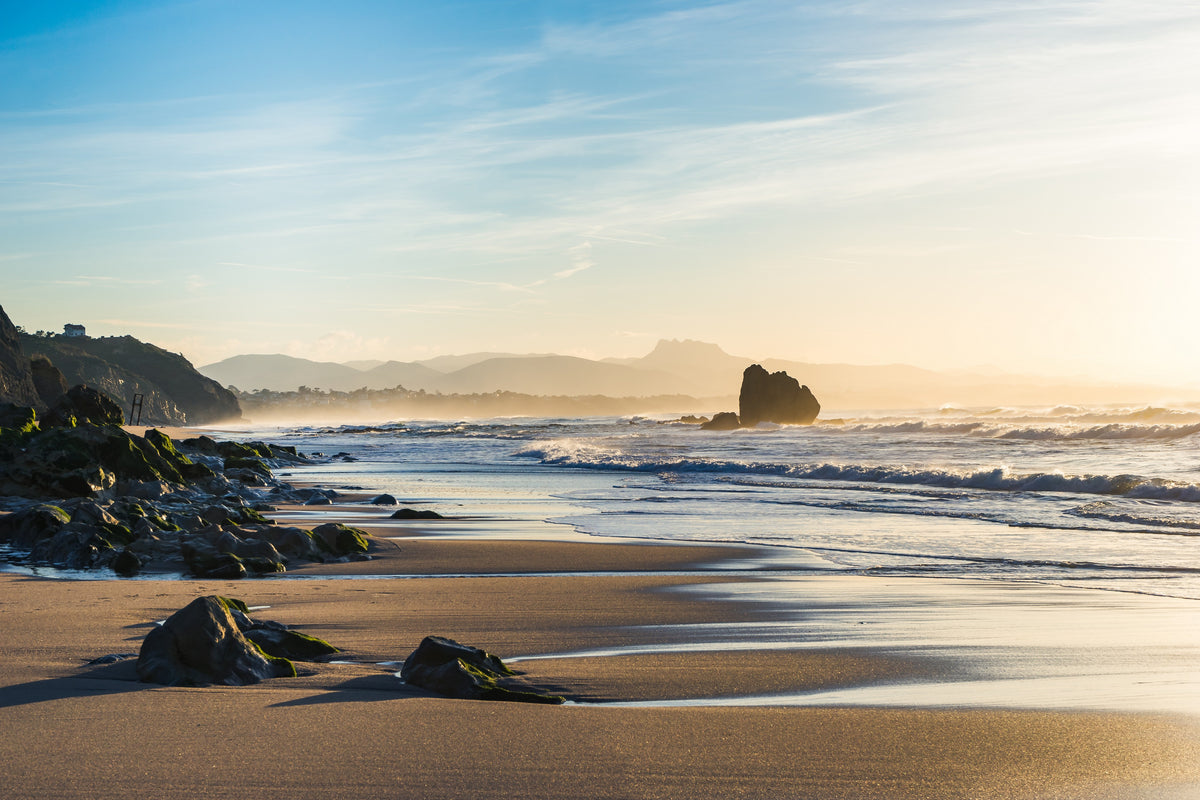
[1,0,1198,384]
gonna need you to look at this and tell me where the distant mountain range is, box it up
[200,339,1200,411]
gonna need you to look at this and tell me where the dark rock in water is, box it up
[369,493,398,505]
[674,415,709,425]
[738,364,820,427]
[136,596,297,686]
[700,411,741,431]
[304,496,332,506]
[43,385,125,428]
[0,305,40,408]
[244,628,340,661]
[389,508,444,520]
[400,635,564,704]
[30,355,68,407]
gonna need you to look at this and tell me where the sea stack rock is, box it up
[738,364,820,426]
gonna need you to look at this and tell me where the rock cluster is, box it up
[0,389,372,578]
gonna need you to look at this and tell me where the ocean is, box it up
[275,403,1200,601]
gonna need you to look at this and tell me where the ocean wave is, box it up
[516,441,1200,502]
[827,418,1200,442]
[996,422,1200,441]
[1067,501,1200,531]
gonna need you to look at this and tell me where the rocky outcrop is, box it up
[0,411,376,577]
[401,636,565,704]
[0,306,40,408]
[20,333,240,426]
[738,364,820,426]
[136,596,299,686]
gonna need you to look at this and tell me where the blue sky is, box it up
[2,1,1198,384]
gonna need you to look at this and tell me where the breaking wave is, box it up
[517,441,1200,503]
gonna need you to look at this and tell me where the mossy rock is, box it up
[144,428,194,467]
[215,596,250,614]
[181,435,220,454]
[216,440,268,460]
[224,456,271,477]
[241,556,286,574]
[97,521,135,546]
[400,636,564,704]
[244,628,341,660]
[236,506,271,525]
[0,403,38,436]
[181,540,247,579]
[96,430,171,482]
[310,522,370,556]
[178,461,217,481]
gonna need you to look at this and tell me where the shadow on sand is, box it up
[0,661,146,709]
[268,673,430,708]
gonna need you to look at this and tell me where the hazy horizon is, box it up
[3,2,1198,386]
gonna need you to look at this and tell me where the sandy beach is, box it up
[2,530,1199,800]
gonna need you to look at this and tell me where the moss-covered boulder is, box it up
[310,522,370,557]
[136,596,296,686]
[244,628,340,661]
[400,636,564,704]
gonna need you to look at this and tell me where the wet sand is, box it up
[2,533,1199,799]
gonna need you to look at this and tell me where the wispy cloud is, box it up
[54,275,163,286]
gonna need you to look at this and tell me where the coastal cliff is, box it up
[0,306,41,408]
[20,333,240,425]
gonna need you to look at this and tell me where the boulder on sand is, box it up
[400,635,564,704]
[136,596,297,686]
